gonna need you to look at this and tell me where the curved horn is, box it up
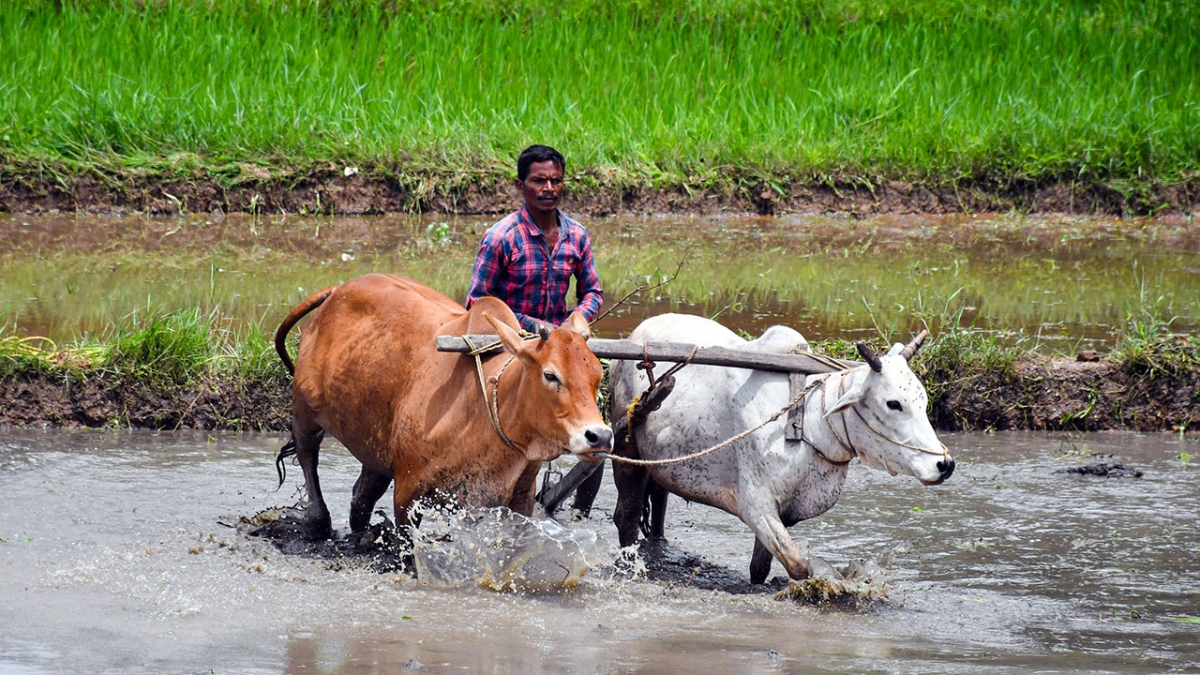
[900,330,929,361]
[856,341,883,373]
[537,324,552,341]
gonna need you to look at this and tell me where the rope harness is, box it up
[462,330,947,469]
[606,357,948,468]
[463,335,526,456]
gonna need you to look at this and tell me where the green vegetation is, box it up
[4,213,1197,352]
[2,0,1197,194]
[0,305,289,385]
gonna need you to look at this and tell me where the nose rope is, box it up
[849,405,949,457]
[464,336,526,456]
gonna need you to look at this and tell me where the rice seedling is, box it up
[0,0,1195,190]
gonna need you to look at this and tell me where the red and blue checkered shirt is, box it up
[466,206,603,332]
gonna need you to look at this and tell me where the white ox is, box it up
[609,313,954,583]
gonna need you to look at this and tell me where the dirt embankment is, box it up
[3,166,1199,217]
[2,358,1195,433]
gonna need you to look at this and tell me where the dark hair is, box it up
[517,145,565,180]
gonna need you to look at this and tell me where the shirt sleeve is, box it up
[572,231,604,323]
[466,230,543,333]
[465,231,503,309]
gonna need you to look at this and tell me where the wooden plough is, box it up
[438,334,863,516]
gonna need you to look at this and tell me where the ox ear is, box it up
[825,377,867,417]
[483,312,529,358]
[565,312,591,340]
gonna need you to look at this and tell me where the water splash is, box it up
[411,506,601,593]
[775,549,898,606]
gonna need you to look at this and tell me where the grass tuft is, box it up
[104,307,215,384]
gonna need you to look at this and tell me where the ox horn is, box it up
[900,329,930,361]
[856,341,883,373]
[537,324,552,342]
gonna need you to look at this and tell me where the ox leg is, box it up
[745,513,810,581]
[508,462,544,517]
[293,425,332,541]
[349,467,393,533]
[646,479,669,541]
[389,476,422,532]
[750,537,775,584]
[612,461,650,548]
[570,461,605,518]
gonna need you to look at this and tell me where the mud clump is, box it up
[236,504,411,574]
[1058,463,1145,479]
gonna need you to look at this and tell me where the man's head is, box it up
[517,144,565,180]
[516,145,566,220]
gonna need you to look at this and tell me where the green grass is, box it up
[1,0,1197,190]
[0,304,289,385]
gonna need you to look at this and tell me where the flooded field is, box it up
[1,428,1197,673]
[2,212,1198,351]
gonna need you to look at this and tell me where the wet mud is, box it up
[3,166,1198,217]
[238,502,789,597]
[235,504,411,574]
[3,428,1197,673]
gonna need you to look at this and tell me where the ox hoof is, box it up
[302,508,333,541]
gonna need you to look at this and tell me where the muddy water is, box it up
[2,213,1197,349]
[1,429,1197,673]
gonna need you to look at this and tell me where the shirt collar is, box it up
[518,205,562,238]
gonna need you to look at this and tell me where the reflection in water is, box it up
[2,212,1197,350]
[0,429,1197,673]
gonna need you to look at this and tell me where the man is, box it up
[467,144,606,518]
[466,144,603,333]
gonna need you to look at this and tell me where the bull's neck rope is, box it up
[818,372,860,463]
[463,336,526,456]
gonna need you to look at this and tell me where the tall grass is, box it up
[1,0,1196,186]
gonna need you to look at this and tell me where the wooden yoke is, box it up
[438,335,861,374]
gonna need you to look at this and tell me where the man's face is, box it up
[518,160,565,219]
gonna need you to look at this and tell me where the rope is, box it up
[849,405,949,456]
[604,376,828,467]
[463,335,525,456]
[817,369,947,458]
[607,356,947,468]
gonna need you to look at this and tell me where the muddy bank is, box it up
[1,357,1196,433]
[3,165,1198,217]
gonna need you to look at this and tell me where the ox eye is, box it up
[886,400,903,411]
[543,370,561,386]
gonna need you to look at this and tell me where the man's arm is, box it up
[572,234,604,323]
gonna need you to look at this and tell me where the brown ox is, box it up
[274,273,613,540]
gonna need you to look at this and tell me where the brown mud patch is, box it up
[1,357,1196,433]
[2,165,1198,217]
[928,357,1200,433]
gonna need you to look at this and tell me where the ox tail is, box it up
[275,429,324,488]
[273,286,335,488]
[274,285,337,376]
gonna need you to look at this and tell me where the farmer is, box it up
[466,144,606,517]
[465,144,604,333]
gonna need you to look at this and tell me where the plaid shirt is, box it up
[466,206,603,332]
